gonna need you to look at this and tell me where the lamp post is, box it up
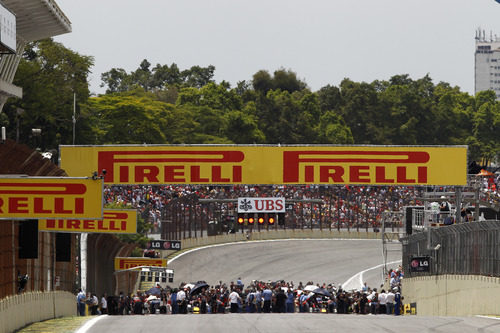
[16,107,24,143]
[32,128,41,150]
[72,92,76,145]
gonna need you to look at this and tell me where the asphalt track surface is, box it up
[79,240,500,332]
[81,314,500,333]
[168,239,400,289]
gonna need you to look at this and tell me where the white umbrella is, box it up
[304,285,317,292]
[184,283,195,290]
[146,295,158,301]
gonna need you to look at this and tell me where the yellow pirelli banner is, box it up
[0,177,103,220]
[60,145,467,186]
[39,209,137,234]
[114,257,167,271]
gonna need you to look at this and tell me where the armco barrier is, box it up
[402,275,500,316]
[174,229,381,251]
[0,291,75,333]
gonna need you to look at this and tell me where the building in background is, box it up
[475,28,500,100]
[0,0,71,113]
[0,0,71,298]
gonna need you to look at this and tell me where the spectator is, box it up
[228,287,241,313]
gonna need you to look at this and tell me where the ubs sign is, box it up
[238,197,285,213]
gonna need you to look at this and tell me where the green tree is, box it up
[338,78,380,143]
[252,68,307,94]
[316,111,354,144]
[176,82,242,112]
[84,89,170,144]
[471,91,500,164]
[4,38,93,150]
[101,61,216,93]
[222,109,265,143]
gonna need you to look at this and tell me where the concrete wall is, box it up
[87,234,136,297]
[402,275,500,316]
[0,221,77,300]
[0,291,75,333]
[177,229,381,250]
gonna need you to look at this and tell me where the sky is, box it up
[54,0,500,96]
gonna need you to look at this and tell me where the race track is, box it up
[77,240,500,333]
[168,239,401,290]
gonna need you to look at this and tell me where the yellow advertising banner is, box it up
[114,257,167,271]
[60,145,467,186]
[39,209,137,234]
[0,177,103,220]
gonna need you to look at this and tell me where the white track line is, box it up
[341,260,402,291]
[476,315,500,321]
[75,315,106,333]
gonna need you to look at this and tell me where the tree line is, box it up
[1,39,498,166]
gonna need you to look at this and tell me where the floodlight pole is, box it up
[72,92,76,145]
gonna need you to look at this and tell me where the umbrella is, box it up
[304,285,317,292]
[312,287,331,297]
[190,282,209,295]
[146,295,158,301]
[146,287,161,295]
[183,283,196,290]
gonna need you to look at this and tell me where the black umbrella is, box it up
[190,282,209,295]
[146,287,162,295]
[312,287,331,297]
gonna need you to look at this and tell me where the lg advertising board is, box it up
[60,145,467,186]
[0,177,103,219]
[410,256,431,273]
[39,209,137,234]
[146,240,181,250]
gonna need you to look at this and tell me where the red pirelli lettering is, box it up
[283,150,430,183]
[0,183,87,195]
[98,150,245,183]
[9,197,29,213]
[103,212,129,220]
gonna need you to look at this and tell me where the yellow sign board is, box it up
[60,145,467,186]
[39,209,137,234]
[0,177,103,219]
[114,257,167,271]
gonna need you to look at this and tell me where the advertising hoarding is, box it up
[409,256,431,272]
[0,4,16,54]
[114,257,167,271]
[60,145,467,186]
[39,209,137,234]
[146,240,181,250]
[0,177,103,219]
[237,197,285,213]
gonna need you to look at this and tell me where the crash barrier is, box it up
[175,229,382,250]
[161,229,385,269]
[0,291,75,333]
[402,274,500,316]
[402,220,500,277]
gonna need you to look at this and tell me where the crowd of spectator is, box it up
[102,171,499,233]
[90,267,405,316]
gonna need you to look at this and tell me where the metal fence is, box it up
[402,220,500,277]
[158,193,389,241]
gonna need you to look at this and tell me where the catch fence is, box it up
[402,220,500,277]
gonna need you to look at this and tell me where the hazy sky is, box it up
[54,0,500,95]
